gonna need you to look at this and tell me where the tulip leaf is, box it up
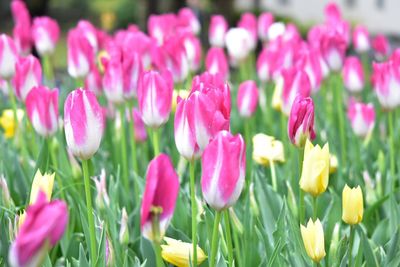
[360,229,379,267]
[78,243,90,267]
[383,227,399,266]
[332,236,348,267]
[33,138,49,175]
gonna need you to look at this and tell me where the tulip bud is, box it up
[342,56,364,93]
[249,183,259,217]
[225,28,253,62]
[11,0,31,55]
[328,223,340,261]
[85,67,102,95]
[371,61,400,110]
[288,96,316,147]
[329,154,338,174]
[209,15,228,48]
[297,48,323,93]
[238,13,258,50]
[77,20,99,53]
[0,175,13,208]
[148,14,177,45]
[141,154,179,241]
[352,25,370,53]
[29,170,55,204]
[102,53,125,104]
[178,7,201,35]
[64,89,105,160]
[32,17,60,56]
[300,218,326,263]
[237,80,259,117]
[67,28,94,78]
[252,134,285,166]
[205,47,229,80]
[272,76,284,111]
[13,55,42,102]
[299,139,330,196]
[119,207,129,245]
[9,191,68,267]
[258,12,274,42]
[0,34,18,79]
[320,30,346,71]
[201,131,246,211]
[93,169,110,209]
[347,99,375,138]
[268,22,285,41]
[137,70,173,128]
[372,34,390,61]
[281,68,312,115]
[161,237,207,267]
[342,184,363,225]
[182,33,202,72]
[0,109,24,139]
[25,86,59,137]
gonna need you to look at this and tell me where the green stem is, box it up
[210,211,222,267]
[348,225,355,267]
[312,196,317,221]
[153,242,164,267]
[189,161,198,267]
[388,111,396,192]
[119,107,129,191]
[231,218,242,267]
[270,160,277,191]
[82,160,97,265]
[127,103,139,204]
[151,209,165,267]
[224,211,234,267]
[49,137,65,200]
[42,55,54,83]
[152,128,160,156]
[298,147,305,224]
[333,74,347,168]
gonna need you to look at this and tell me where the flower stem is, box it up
[127,103,139,176]
[298,147,305,224]
[312,196,318,221]
[49,137,65,200]
[348,225,355,267]
[270,160,277,191]
[210,211,222,267]
[42,55,54,83]
[189,160,198,267]
[119,107,129,190]
[82,159,97,265]
[152,128,160,156]
[151,208,165,267]
[333,73,347,168]
[388,111,396,192]
[224,211,234,267]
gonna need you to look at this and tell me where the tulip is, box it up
[281,67,312,115]
[225,28,253,62]
[258,12,274,42]
[148,14,177,45]
[342,56,364,93]
[296,48,323,93]
[238,12,258,50]
[161,237,207,267]
[372,34,390,60]
[267,22,285,41]
[64,88,104,160]
[288,96,315,147]
[141,154,179,241]
[25,86,59,137]
[137,70,173,128]
[178,7,201,35]
[329,154,338,174]
[209,15,228,48]
[163,36,190,83]
[102,51,125,104]
[0,175,13,208]
[119,207,129,245]
[0,109,24,139]
[172,89,190,112]
[77,20,99,52]
[252,133,285,166]
[299,139,330,196]
[0,34,18,79]
[371,61,400,110]
[182,33,202,72]
[13,55,42,102]
[11,0,31,55]
[342,184,363,225]
[67,28,94,79]
[237,80,259,117]
[352,25,370,53]
[201,130,246,211]
[131,108,148,143]
[9,191,68,267]
[205,47,229,80]
[320,30,346,71]
[85,67,102,95]
[347,99,375,138]
[29,170,55,204]
[93,169,110,209]
[300,218,326,263]
[272,76,284,111]
[32,17,60,56]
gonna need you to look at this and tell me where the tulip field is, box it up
[1,1,400,266]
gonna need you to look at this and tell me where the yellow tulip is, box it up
[29,170,55,204]
[252,133,285,166]
[161,237,207,267]
[300,218,326,263]
[172,89,190,112]
[0,109,24,138]
[272,77,283,112]
[342,184,363,225]
[299,139,330,196]
[329,154,338,174]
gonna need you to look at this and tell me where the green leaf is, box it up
[360,228,379,267]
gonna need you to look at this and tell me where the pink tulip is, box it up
[267,22,286,41]
[11,0,31,55]
[237,80,259,117]
[352,25,370,53]
[102,48,125,103]
[85,67,102,95]
[324,2,342,24]
[9,191,68,267]
[209,15,228,48]
[342,56,364,93]
[67,28,94,78]
[372,34,390,61]
[77,20,99,52]
[0,34,18,79]
[258,12,274,42]
[320,30,347,71]
[141,154,179,240]
[205,47,229,80]
[257,47,277,82]
[281,67,312,115]
[288,95,316,147]
[118,31,153,69]
[347,99,375,138]
[148,14,177,45]
[238,12,258,50]
[25,86,58,137]
[32,17,60,56]
[13,55,42,102]
[225,28,253,62]
[64,88,105,160]
[175,74,231,160]
[371,61,400,110]
[132,108,147,143]
[137,70,173,128]
[177,7,201,35]
[296,47,323,93]
[201,130,246,211]
[182,32,202,72]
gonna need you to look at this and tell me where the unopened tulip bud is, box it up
[281,68,312,115]
[11,0,32,55]
[29,170,55,204]
[371,61,400,110]
[225,28,253,62]
[237,80,259,117]
[67,28,94,78]
[119,207,129,245]
[342,56,364,93]
[342,184,363,225]
[93,169,110,209]
[352,25,370,53]
[161,237,207,267]
[0,34,18,79]
[0,175,13,208]
[372,34,390,60]
[209,15,228,47]
[300,218,326,263]
[205,47,229,80]
[64,89,105,160]
[299,140,330,196]
[288,96,316,147]
[347,99,375,138]
[13,55,42,102]
[32,17,60,56]
[320,31,346,71]
[201,131,246,211]
[258,12,274,42]
[238,12,258,50]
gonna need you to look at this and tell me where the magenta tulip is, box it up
[32,17,60,56]
[141,154,179,241]
[371,61,400,110]
[237,80,259,117]
[25,86,58,137]
[132,108,147,143]
[11,0,31,55]
[342,56,364,93]
[372,34,390,61]
[77,20,99,52]
[256,47,276,82]
[205,47,229,80]
[182,32,202,72]
[288,95,316,147]
[148,14,177,45]
[238,12,258,50]
[296,47,323,93]
[209,15,228,48]
[320,30,347,71]
[64,88,105,160]
[67,28,94,79]
[352,25,370,53]
[258,12,274,42]
[201,130,246,211]
[9,191,68,267]
[0,34,18,79]
[85,67,102,95]
[177,7,201,35]
[13,55,42,102]
[163,36,190,83]
[347,99,375,138]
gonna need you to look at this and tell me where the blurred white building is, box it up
[235,0,400,35]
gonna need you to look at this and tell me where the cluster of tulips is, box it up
[0,0,399,266]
